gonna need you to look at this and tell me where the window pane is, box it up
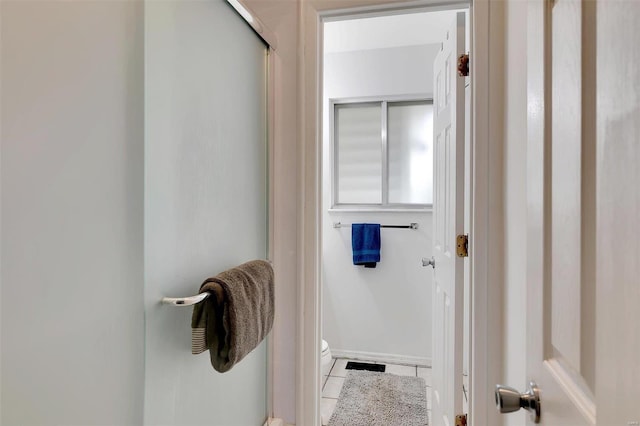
[336,104,383,204]
[387,102,433,205]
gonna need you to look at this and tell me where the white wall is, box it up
[596,2,640,420]
[325,44,440,103]
[0,1,144,424]
[322,44,439,363]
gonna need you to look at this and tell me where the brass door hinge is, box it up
[455,413,468,426]
[456,234,469,257]
[457,53,470,77]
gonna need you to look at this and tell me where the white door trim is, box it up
[467,1,502,425]
[298,0,503,425]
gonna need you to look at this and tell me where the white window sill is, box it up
[328,207,432,213]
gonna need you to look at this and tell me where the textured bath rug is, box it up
[328,370,428,426]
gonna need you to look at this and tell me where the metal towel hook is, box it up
[162,292,210,306]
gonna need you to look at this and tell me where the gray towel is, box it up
[191,259,274,373]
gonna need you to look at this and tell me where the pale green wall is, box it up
[1,1,145,423]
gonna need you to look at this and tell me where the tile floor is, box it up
[321,358,433,426]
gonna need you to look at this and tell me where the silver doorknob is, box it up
[495,381,541,423]
[422,257,435,268]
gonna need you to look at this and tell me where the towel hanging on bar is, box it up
[191,259,274,373]
[161,260,273,306]
[352,223,381,268]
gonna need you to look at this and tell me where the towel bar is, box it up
[161,260,273,306]
[333,222,419,230]
[162,292,210,306]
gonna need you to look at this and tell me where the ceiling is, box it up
[324,10,466,54]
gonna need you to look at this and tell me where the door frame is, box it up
[298,0,503,425]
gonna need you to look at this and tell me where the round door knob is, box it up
[495,381,541,423]
[422,257,435,268]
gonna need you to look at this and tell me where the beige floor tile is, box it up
[417,367,433,386]
[322,376,345,399]
[320,398,337,426]
[325,358,336,376]
[330,358,349,377]
[329,358,350,377]
[384,363,417,377]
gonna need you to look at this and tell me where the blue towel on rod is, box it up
[352,223,381,268]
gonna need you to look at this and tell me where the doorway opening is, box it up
[318,6,470,425]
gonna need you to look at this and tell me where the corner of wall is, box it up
[244,1,301,424]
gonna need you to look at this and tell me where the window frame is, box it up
[330,94,434,211]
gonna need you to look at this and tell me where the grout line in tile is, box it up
[327,359,336,376]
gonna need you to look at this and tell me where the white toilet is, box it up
[321,339,332,376]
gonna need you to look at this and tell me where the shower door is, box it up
[144,1,269,424]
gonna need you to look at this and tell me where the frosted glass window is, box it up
[333,99,433,208]
[388,102,433,204]
[336,104,383,204]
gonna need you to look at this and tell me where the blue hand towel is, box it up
[352,223,381,267]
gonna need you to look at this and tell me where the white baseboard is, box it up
[331,349,431,367]
[264,418,293,426]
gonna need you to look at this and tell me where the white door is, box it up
[432,12,466,426]
[517,1,640,425]
[521,0,594,424]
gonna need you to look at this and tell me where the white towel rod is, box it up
[162,292,210,306]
